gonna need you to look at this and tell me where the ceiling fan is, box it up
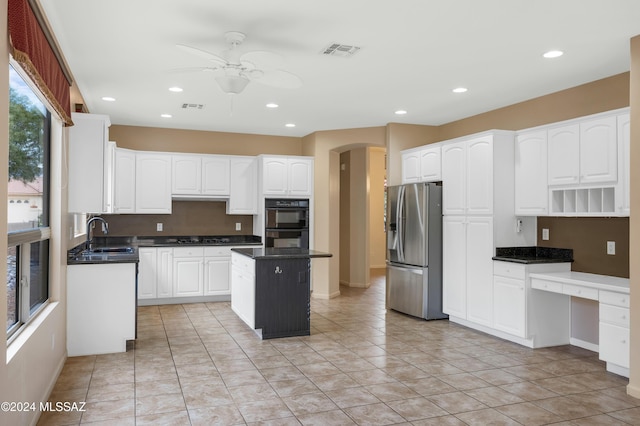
[176,31,302,95]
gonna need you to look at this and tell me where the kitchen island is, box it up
[230,248,332,339]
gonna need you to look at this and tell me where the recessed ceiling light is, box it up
[285,123,296,128]
[160,114,172,118]
[101,96,116,102]
[452,87,468,93]
[395,110,407,115]
[266,103,279,108]
[543,50,564,59]
[168,87,183,92]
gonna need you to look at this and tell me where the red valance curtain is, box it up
[8,0,73,126]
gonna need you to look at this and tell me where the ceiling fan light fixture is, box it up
[215,75,250,94]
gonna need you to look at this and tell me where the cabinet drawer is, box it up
[173,247,204,257]
[231,254,255,274]
[600,304,630,328]
[493,261,525,280]
[599,322,630,368]
[562,283,598,300]
[531,278,563,293]
[204,246,232,257]
[599,290,629,308]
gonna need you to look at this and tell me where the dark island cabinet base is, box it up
[254,258,311,339]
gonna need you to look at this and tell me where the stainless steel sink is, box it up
[87,247,134,254]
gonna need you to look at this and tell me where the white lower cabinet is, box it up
[442,216,493,326]
[599,290,630,373]
[173,247,205,297]
[204,247,233,295]
[231,252,255,327]
[493,275,525,337]
[138,246,245,303]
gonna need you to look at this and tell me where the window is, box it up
[7,64,51,339]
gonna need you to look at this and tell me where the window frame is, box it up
[7,61,52,341]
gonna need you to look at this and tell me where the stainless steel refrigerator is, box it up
[386,182,447,320]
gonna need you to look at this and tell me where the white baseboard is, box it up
[569,337,599,353]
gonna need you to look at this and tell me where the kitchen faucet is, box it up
[86,216,109,250]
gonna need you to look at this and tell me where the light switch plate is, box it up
[156,223,163,232]
[607,241,616,255]
[236,222,241,231]
[542,228,549,241]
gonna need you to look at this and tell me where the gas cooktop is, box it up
[176,237,231,245]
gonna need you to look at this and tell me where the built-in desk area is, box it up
[530,271,630,377]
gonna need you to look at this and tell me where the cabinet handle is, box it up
[622,340,627,344]
[622,315,627,320]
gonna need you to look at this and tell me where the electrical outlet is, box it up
[607,241,616,255]
[156,223,163,232]
[542,228,549,241]
[235,222,241,231]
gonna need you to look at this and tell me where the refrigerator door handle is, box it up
[397,185,405,262]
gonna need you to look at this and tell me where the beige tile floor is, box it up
[39,269,640,425]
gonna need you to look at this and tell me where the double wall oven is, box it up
[265,199,309,248]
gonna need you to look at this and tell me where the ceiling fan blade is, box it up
[253,69,302,89]
[176,44,227,65]
[167,66,221,74]
[240,50,284,70]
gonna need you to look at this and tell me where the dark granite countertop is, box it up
[232,247,333,260]
[67,235,262,265]
[492,247,573,264]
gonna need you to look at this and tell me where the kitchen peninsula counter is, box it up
[231,248,332,339]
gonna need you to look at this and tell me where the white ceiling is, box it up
[39,0,640,138]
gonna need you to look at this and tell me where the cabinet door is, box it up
[617,114,630,215]
[137,248,157,299]
[157,248,173,298]
[493,275,525,337]
[231,263,255,328]
[515,131,548,215]
[68,113,109,213]
[442,216,467,318]
[103,141,116,213]
[262,157,289,195]
[466,136,493,215]
[113,148,136,213]
[136,153,172,214]
[288,158,313,197]
[420,145,441,182]
[173,257,204,297]
[465,217,494,327]
[599,322,630,368]
[172,155,201,195]
[580,116,617,184]
[204,257,231,295]
[202,155,230,196]
[548,124,580,186]
[442,142,466,215]
[401,151,421,183]
[228,157,258,214]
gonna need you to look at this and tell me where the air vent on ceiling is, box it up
[321,43,360,57]
[181,103,205,110]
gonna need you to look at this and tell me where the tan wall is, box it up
[339,151,351,284]
[348,147,370,287]
[109,124,303,155]
[386,123,440,186]
[537,217,629,278]
[96,201,253,238]
[369,147,387,268]
[438,72,630,140]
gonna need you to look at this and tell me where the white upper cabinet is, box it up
[261,156,313,197]
[228,156,258,214]
[113,148,136,214]
[579,115,617,184]
[136,153,172,214]
[172,155,201,195]
[202,156,230,196]
[548,115,617,186]
[172,154,230,197]
[442,141,467,215]
[515,130,548,215]
[548,124,580,186]
[68,113,112,213]
[401,144,441,184]
[466,136,494,215]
